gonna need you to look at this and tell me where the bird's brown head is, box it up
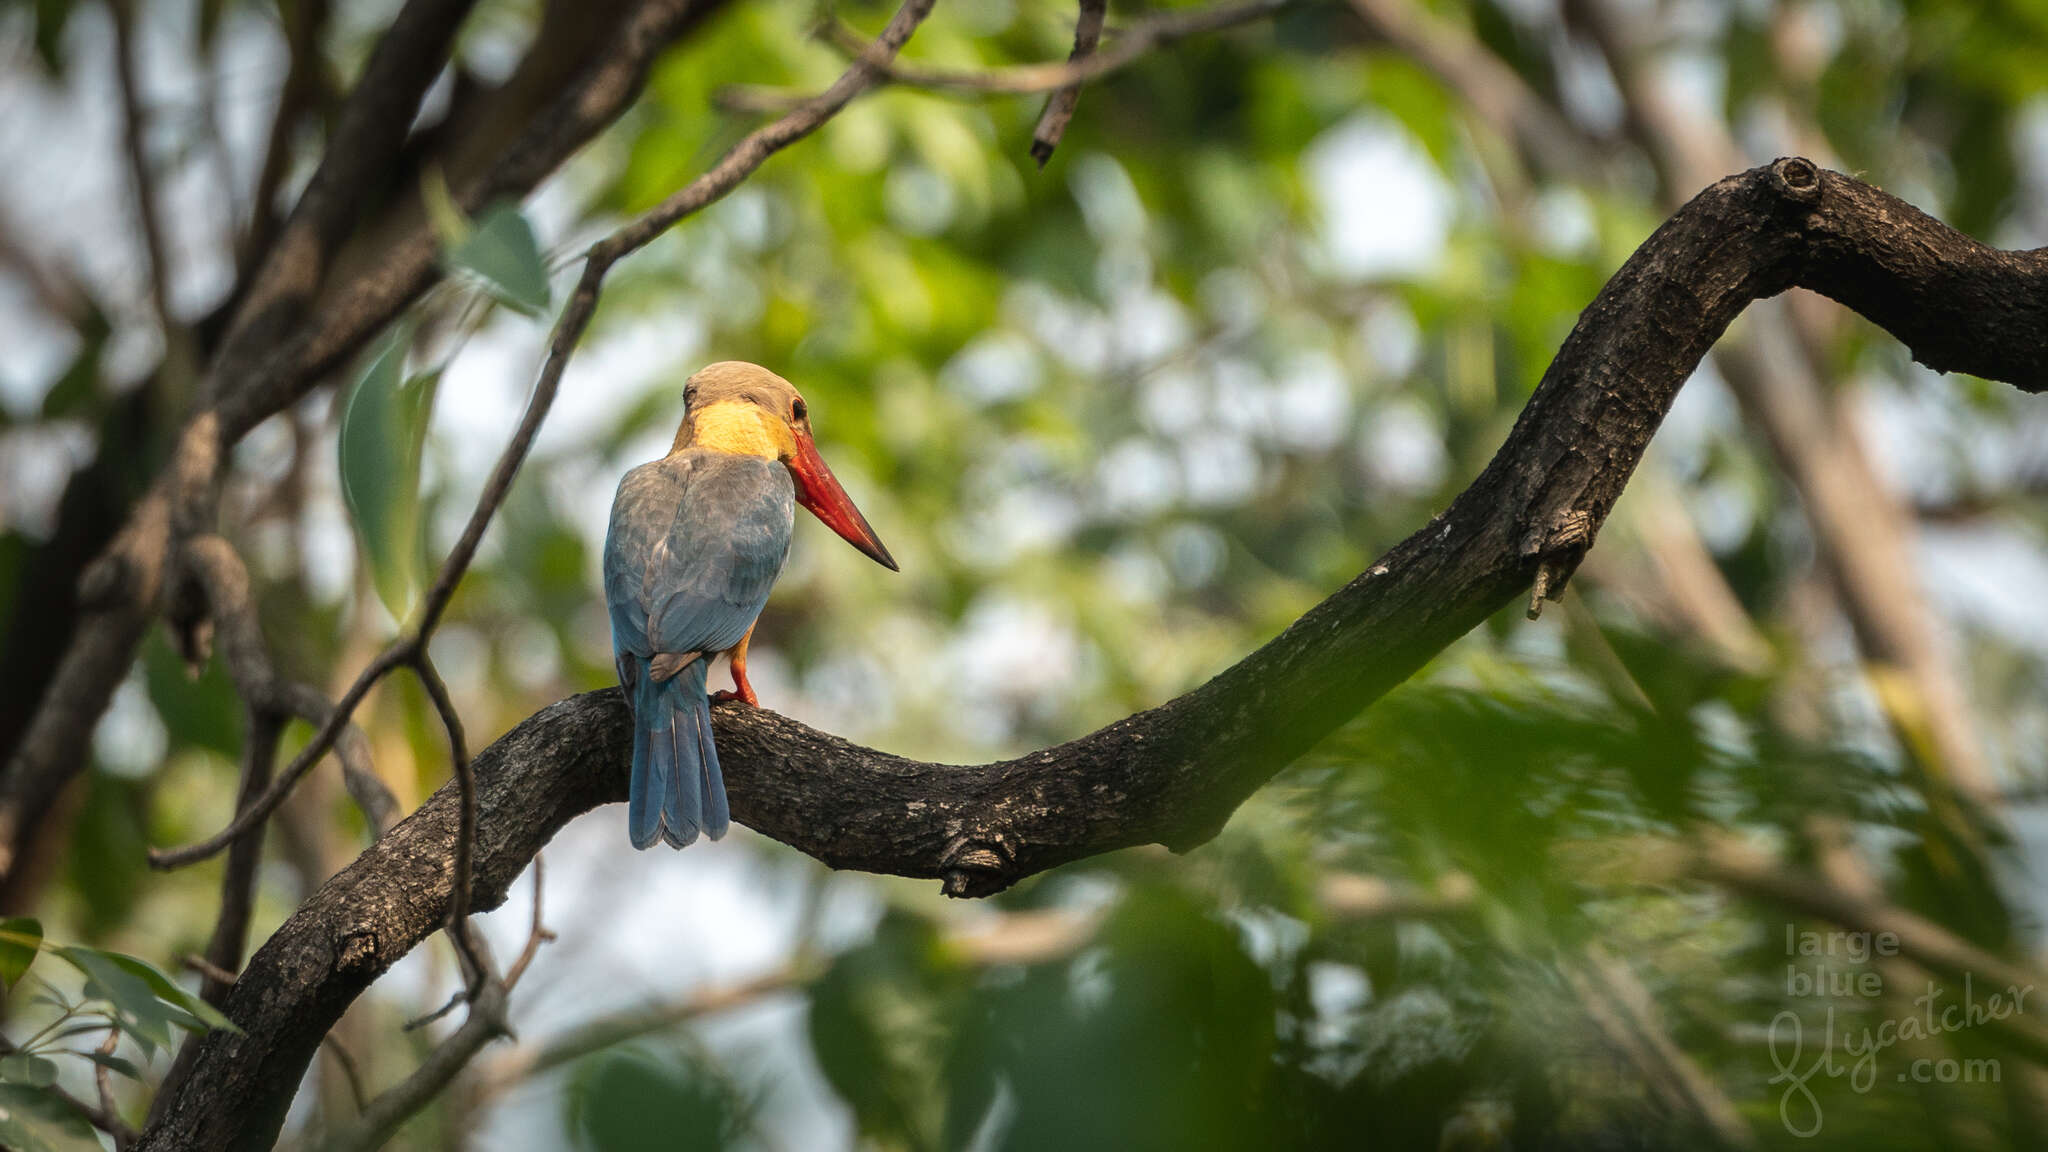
[674,361,898,571]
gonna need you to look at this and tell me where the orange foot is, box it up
[710,627,760,706]
[710,684,758,706]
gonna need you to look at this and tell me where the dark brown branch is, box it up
[1028,0,1107,166]
[197,709,282,1006]
[233,0,730,432]
[135,161,2048,1150]
[411,652,483,989]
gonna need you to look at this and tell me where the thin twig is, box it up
[109,0,178,342]
[197,708,283,1006]
[412,651,485,992]
[181,954,239,986]
[322,1033,368,1113]
[505,854,554,988]
[468,964,811,1105]
[472,905,1100,1106]
[96,1026,135,1150]
[323,971,510,1152]
[827,0,1284,96]
[1029,0,1108,166]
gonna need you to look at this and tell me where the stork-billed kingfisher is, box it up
[604,361,897,849]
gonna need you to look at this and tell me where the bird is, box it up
[604,361,897,849]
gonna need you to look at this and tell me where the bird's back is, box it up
[604,449,795,661]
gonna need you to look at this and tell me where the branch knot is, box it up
[336,927,379,974]
[1523,508,1595,620]
[941,834,1016,899]
[1769,156,1822,202]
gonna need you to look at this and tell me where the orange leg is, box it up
[710,623,759,706]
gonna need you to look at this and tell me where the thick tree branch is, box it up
[140,162,2048,1149]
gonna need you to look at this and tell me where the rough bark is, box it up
[137,159,2048,1148]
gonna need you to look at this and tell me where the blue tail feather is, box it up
[627,657,730,849]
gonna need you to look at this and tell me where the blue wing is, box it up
[603,450,793,849]
[605,451,794,662]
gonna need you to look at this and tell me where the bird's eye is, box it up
[791,398,807,422]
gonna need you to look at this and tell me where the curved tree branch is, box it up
[139,160,2048,1148]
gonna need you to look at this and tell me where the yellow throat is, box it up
[684,401,795,460]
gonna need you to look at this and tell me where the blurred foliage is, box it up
[6,0,2048,1148]
[0,918,236,1152]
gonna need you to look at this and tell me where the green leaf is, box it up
[79,1050,141,1080]
[100,952,238,1033]
[57,946,180,1054]
[0,1053,57,1087]
[448,204,551,316]
[0,917,42,990]
[41,1023,116,1046]
[0,1082,103,1152]
[807,910,964,1152]
[55,945,238,1060]
[565,1047,744,1152]
[338,328,439,620]
[63,768,152,938]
